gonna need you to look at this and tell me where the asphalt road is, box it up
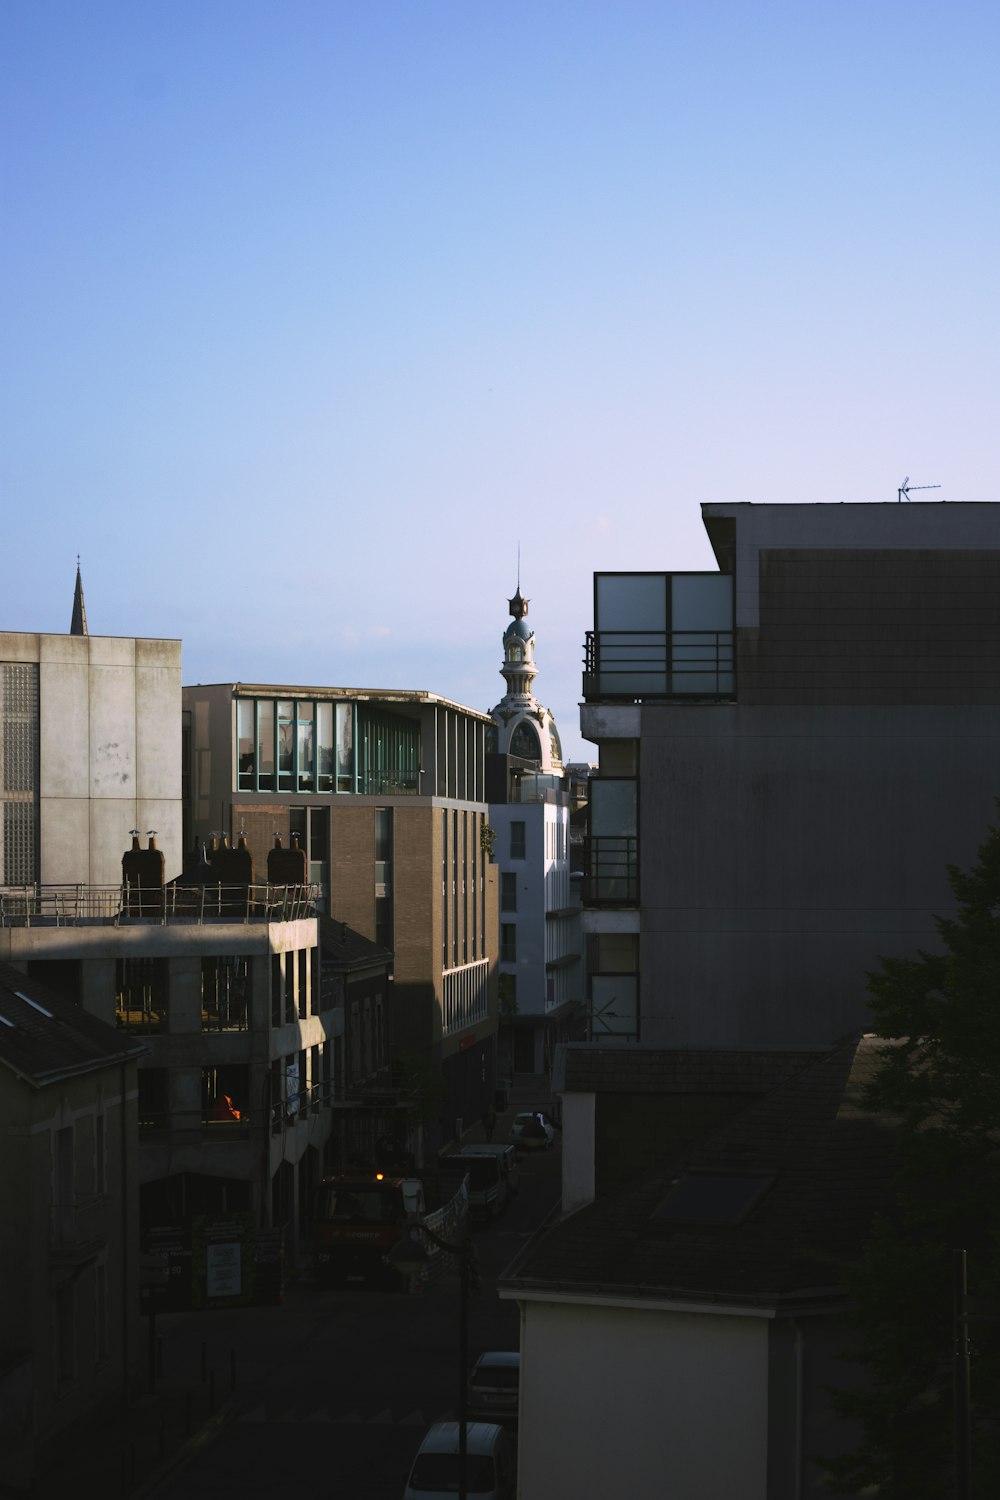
[146,1137,560,1500]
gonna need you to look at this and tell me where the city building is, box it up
[182,682,499,1149]
[0,608,183,888]
[0,837,328,1267]
[501,1038,897,1500]
[580,501,1000,1048]
[486,588,583,1082]
[0,963,144,1489]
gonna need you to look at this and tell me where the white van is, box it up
[458,1142,520,1200]
[403,1420,516,1500]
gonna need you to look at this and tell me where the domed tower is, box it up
[489,586,564,772]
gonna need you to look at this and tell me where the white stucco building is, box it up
[486,587,582,1079]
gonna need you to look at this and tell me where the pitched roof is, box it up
[318,914,393,968]
[0,964,144,1087]
[558,1044,828,1096]
[503,1039,898,1309]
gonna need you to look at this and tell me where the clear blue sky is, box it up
[3,1,998,762]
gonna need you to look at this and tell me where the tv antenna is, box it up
[898,476,941,503]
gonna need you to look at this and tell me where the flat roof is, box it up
[185,683,494,722]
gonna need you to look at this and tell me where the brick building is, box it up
[182,683,499,1151]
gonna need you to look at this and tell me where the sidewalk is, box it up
[28,1079,557,1500]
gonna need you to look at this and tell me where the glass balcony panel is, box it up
[596,573,666,631]
[671,573,732,632]
[590,779,637,838]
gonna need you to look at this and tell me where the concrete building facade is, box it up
[0,630,183,889]
[580,501,1000,1048]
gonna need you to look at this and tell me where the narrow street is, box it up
[146,1135,560,1500]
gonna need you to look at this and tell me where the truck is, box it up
[313,1165,469,1286]
[438,1147,510,1222]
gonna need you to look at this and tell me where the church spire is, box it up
[70,556,88,636]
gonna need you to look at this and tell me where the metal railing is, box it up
[583,629,735,701]
[0,882,321,929]
[581,836,639,906]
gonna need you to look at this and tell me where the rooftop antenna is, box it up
[898,476,942,502]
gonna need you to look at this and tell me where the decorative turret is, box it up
[488,582,564,771]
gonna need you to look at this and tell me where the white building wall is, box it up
[490,798,579,1075]
[518,1298,770,1500]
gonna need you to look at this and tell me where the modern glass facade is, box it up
[237,697,423,797]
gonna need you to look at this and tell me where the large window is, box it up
[501,872,517,912]
[116,959,168,1031]
[203,1064,249,1125]
[510,822,526,860]
[501,924,517,963]
[201,957,251,1031]
[237,698,355,794]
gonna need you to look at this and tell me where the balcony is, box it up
[581,836,638,906]
[583,572,734,702]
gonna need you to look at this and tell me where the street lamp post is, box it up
[387,1221,475,1500]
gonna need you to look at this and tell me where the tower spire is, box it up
[70,556,88,636]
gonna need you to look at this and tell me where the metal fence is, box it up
[0,882,320,928]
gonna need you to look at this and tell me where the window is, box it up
[296,702,315,791]
[276,700,295,789]
[201,957,251,1031]
[510,821,526,860]
[501,924,517,963]
[116,959,168,1031]
[204,1065,248,1125]
[257,699,275,789]
[138,1069,169,1131]
[510,723,541,762]
[237,700,255,789]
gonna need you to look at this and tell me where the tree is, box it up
[823,810,1000,1498]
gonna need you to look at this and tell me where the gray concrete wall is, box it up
[1,631,182,885]
[637,701,1000,1047]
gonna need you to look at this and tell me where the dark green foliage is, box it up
[823,809,1000,1497]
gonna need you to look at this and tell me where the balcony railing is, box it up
[581,836,639,906]
[583,630,735,701]
[0,882,321,929]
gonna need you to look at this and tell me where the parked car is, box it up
[508,1111,556,1151]
[467,1351,520,1425]
[403,1420,516,1499]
